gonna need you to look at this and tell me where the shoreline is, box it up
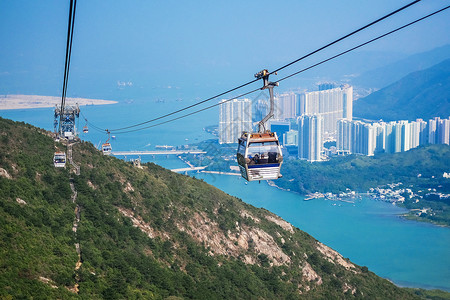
[267,180,449,227]
[0,94,117,110]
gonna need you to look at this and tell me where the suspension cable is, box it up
[58,0,77,134]
[105,0,422,133]
[276,5,450,83]
[103,4,449,135]
[270,0,422,75]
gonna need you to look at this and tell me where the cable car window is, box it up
[237,140,246,156]
[247,142,280,164]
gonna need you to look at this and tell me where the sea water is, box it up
[1,100,449,291]
[196,173,450,291]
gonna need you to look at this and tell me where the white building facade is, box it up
[219,99,252,144]
[298,114,323,162]
[275,92,297,120]
[337,117,450,156]
[297,85,353,135]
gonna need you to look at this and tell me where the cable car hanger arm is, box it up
[255,69,279,133]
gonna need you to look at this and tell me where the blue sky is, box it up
[0,0,449,100]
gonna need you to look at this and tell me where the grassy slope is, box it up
[0,117,421,299]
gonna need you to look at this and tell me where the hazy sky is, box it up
[0,0,449,100]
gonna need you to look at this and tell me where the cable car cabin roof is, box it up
[239,132,279,143]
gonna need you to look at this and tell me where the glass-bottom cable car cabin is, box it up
[237,132,283,181]
[53,152,66,168]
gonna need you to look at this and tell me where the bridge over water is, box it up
[110,150,206,156]
[171,166,207,173]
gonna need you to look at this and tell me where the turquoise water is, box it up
[1,101,449,291]
[195,173,450,291]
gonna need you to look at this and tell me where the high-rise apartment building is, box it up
[298,114,323,162]
[416,119,429,145]
[409,119,427,149]
[437,117,450,145]
[253,98,268,123]
[428,117,439,144]
[337,117,450,156]
[219,99,252,144]
[337,119,352,154]
[297,84,353,135]
[275,92,297,120]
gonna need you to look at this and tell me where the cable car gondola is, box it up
[82,118,88,133]
[102,143,112,155]
[102,130,112,155]
[236,69,283,181]
[53,152,67,168]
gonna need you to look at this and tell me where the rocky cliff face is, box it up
[0,117,419,299]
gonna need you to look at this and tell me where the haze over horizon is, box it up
[1,0,449,102]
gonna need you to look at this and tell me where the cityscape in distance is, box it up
[218,82,449,162]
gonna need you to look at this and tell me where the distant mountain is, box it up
[353,58,450,121]
[352,44,450,90]
[0,117,420,299]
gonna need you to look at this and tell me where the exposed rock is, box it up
[265,215,295,233]
[87,180,96,190]
[118,207,169,240]
[0,168,11,179]
[301,261,322,285]
[38,276,58,289]
[343,282,357,295]
[316,242,357,271]
[16,198,27,205]
[118,207,156,238]
[240,210,260,223]
[179,211,291,266]
[124,182,134,192]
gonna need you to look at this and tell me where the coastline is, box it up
[0,94,117,110]
[268,180,449,227]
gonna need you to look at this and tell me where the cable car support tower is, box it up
[54,103,80,140]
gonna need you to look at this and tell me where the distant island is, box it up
[0,94,117,110]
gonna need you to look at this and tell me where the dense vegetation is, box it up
[353,58,450,121]
[0,117,434,299]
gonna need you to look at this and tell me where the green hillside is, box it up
[353,58,450,121]
[0,117,422,299]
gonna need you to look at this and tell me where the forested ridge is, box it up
[0,117,426,299]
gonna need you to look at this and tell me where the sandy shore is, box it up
[0,94,117,110]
